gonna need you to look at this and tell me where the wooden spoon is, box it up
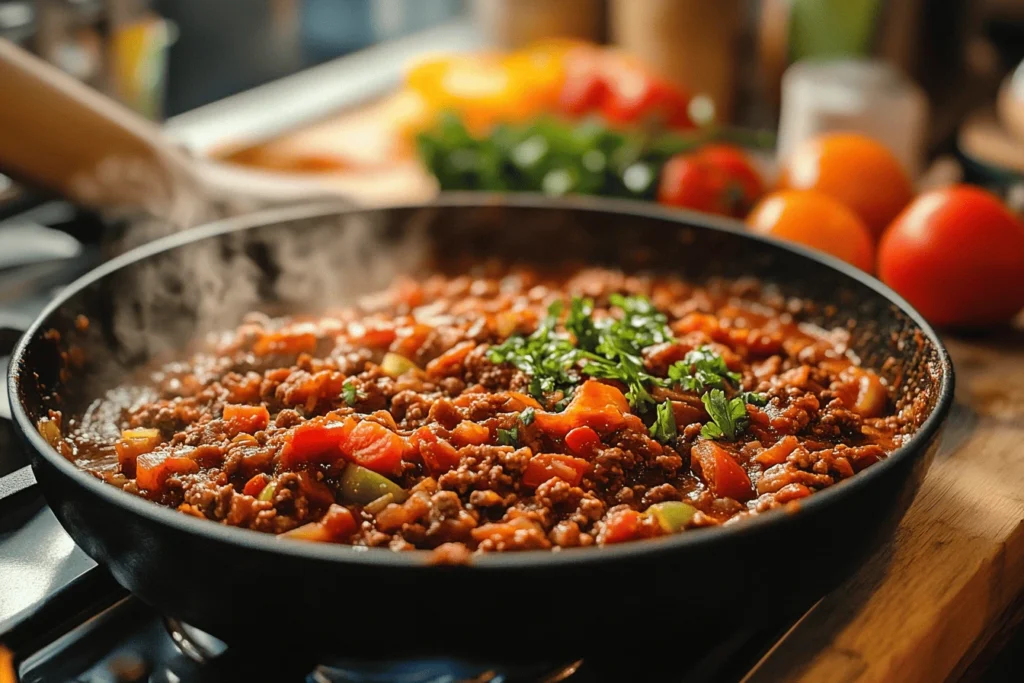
[0,38,351,233]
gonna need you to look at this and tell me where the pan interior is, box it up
[15,199,944,496]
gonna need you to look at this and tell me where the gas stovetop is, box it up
[0,204,804,683]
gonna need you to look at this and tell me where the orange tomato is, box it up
[878,185,1024,327]
[779,133,913,239]
[746,190,875,271]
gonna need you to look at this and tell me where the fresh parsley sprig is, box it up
[667,345,741,394]
[649,399,678,444]
[497,427,519,447]
[342,379,367,407]
[699,388,767,440]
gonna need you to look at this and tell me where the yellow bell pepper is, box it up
[401,41,593,136]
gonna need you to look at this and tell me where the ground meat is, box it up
[71,267,909,554]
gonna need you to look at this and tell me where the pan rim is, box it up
[8,193,955,569]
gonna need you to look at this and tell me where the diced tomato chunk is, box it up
[534,380,629,437]
[602,509,643,544]
[411,427,461,475]
[425,341,476,377]
[754,435,799,467]
[692,440,753,501]
[223,403,270,433]
[252,331,317,356]
[338,420,405,475]
[136,452,199,492]
[280,418,356,469]
[243,473,270,497]
[564,426,600,456]
[321,504,358,539]
[452,420,490,446]
[522,453,590,487]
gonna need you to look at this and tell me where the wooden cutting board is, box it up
[747,325,1024,682]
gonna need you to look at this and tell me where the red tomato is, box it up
[222,403,270,433]
[657,155,730,214]
[696,145,764,215]
[565,426,601,456]
[602,509,644,544]
[280,419,355,469]
[522,453,590,487]
[878,185,1024,327]
[340,421,406,475]
[411,426,461,475]
[691,440,753,501]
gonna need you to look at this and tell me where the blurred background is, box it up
[1,0,1023,193]
[3,0,1024,323]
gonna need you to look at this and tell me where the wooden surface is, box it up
[212,102,1024,683]
[747,325,1024,683]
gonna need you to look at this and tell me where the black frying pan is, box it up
[0,39,953,670]
[4,195,953,665]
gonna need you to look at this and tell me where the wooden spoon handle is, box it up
[0,38,203,224]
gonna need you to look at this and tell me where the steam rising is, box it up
[102,206,431,370]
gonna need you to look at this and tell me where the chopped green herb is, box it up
[565,297,600,350]
[700,389,753,441]
[487,300,581,401]
[668,345,741,394]
[575,294,673,411]
[489,294,671,411]
[519,407,536,426]
[649,399,678,444]
[740,391,768,407]
[342,379,366,407]
[497,427,519,447]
